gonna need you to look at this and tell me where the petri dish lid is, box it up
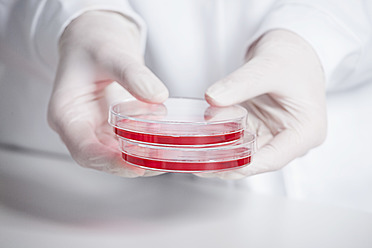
[109,98,248,146]
[119,132,256,173]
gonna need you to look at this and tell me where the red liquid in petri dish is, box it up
[122,153,251,172]
[114,120,244,146]
[114,128,243,145]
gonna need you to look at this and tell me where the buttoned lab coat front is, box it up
[1,0,372,233]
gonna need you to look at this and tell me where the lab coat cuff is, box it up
[34,0,146,68]
[247,3,362,90]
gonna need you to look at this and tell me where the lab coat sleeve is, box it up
[248,0,372,91]
[0,0,146,72]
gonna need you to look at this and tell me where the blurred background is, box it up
[1,0,372,247]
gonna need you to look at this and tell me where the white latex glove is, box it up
[198,30,327,180]
[48,10,169,177]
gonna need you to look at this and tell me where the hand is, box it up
[198,30,327,179]
[47,11,168,177]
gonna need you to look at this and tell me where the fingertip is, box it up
[142,170,166,177]
[121,65,169,104]
[74,140,147,178]
[141,86,169,104]
[205,92,219,106]
[204,79,239,107]
[217,172,246,180]
[110,155,146,178]
[193,172,217,178]
[204,91,229,107]
[217,168,256,180]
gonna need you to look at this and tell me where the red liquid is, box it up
[115,128,244,145]
[122,153,251,172]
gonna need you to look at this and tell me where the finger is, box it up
[205,56,277,107]
[217,128,310,179]
[142,170,166,177]
[49,74,157,178]
[194,127,307,180]
[193,172,220,178]
[111,99,168,118]
[195,106,272,180]
[104,81,135,104]
[59,120,147,178]
[99,53,169,103]
[103,83,167,177]
[203,105,247,122]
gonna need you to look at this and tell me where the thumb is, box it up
[205,56,276,107]
[101,55,169,103]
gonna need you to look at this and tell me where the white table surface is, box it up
[1,149,372,248]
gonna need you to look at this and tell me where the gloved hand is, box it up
[198,30,327,179]
[47,10,169,177]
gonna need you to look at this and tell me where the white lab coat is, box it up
[1,0,372,239]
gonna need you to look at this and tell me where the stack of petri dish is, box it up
[109,98,256,173]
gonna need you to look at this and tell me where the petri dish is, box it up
[119,133,256,173]
[109,98,248,146]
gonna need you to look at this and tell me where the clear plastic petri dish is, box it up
[109,98,248,146]
[119,133,256,173]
